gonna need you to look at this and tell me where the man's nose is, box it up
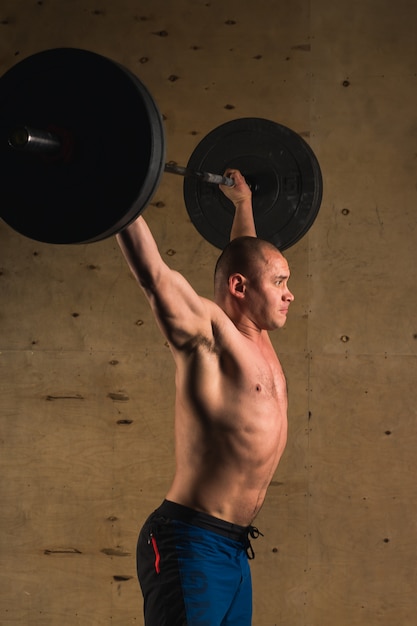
[284,289,294,302]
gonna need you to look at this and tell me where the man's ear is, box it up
[228,273,246,298]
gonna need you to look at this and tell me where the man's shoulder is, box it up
[174,297,239,355]
[202,298,238,333]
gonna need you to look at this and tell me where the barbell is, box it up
[0,47,323,250]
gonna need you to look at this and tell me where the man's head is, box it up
[214,236,294,330]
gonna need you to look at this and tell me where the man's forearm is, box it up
[116,215,165,290]
[219,169,256,241]
[230,199,257,240]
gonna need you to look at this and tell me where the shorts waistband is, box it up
[155,500,263,558]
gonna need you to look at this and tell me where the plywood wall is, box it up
[1,1,416,625]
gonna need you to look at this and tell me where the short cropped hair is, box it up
[214,236,279,292]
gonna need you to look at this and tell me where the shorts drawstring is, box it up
[244,526,264,559]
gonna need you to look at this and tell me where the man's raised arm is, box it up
[220,169,255,240]
[116,215,165,293]
[116,215,210,350]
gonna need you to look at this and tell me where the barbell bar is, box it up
[8,125,235,188]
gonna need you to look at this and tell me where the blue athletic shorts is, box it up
[136,500,263,626]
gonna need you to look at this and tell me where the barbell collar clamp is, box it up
[164,162,234,187]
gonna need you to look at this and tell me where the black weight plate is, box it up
[183,118,322,250]
[0,48,165,244]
